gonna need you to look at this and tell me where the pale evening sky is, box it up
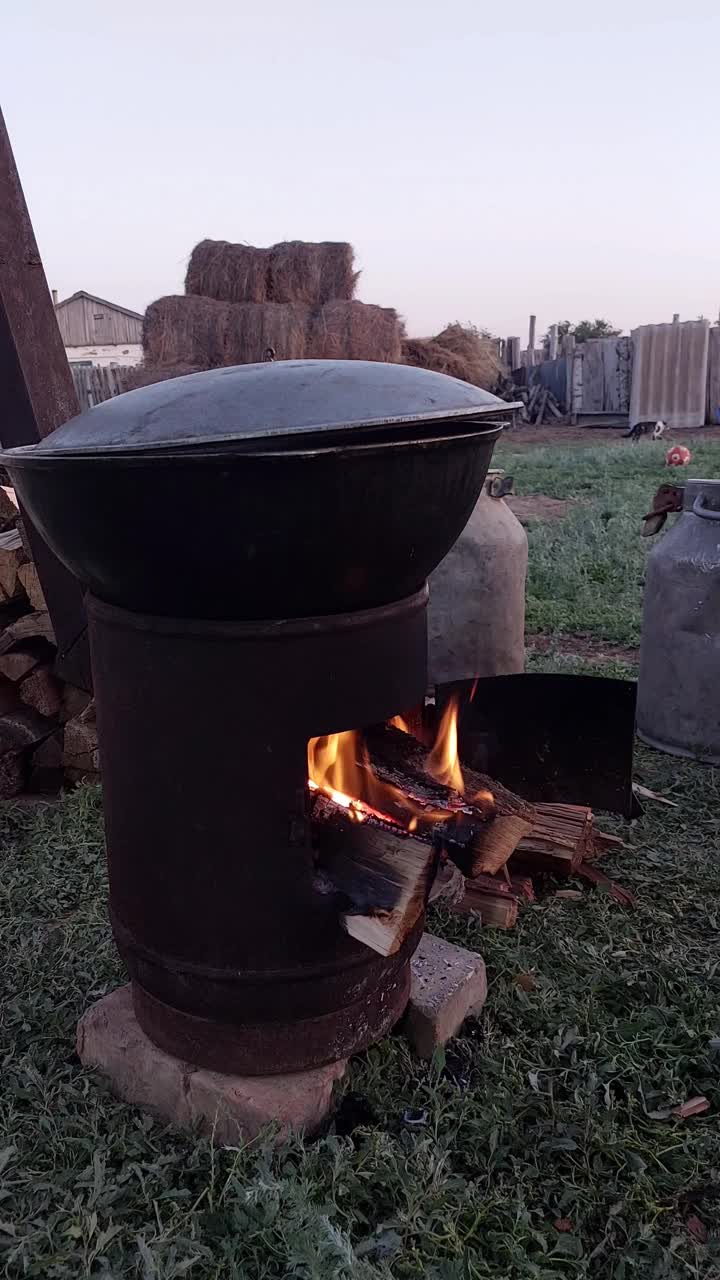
[1,0,717,342]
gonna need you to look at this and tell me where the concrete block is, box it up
[404,932,487,1058]
[77,985,347,1145]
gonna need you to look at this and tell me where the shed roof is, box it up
[55,290,143,321]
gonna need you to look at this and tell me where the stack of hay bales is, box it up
[140,239,403,383]
[402,323,503,392]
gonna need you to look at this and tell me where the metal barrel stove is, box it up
[2,359,511,1074]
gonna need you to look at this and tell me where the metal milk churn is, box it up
[427,471,528,684]
[637,478,720,763]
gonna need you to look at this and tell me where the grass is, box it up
[2,436,720,1278]
[494,438,720,645]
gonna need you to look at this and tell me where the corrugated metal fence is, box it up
[630,321,709,429]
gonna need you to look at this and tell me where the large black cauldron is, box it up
[0,360,511,619]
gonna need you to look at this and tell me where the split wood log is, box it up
[32,727,64,770]
[63,702,99,775]
[18,562,47,612]
[365,724,535,876]
[534,388,549,424]
[312,791,439,956]
[0,650,39,682]
[0,487,18,525]
[510,803,592,875]
[451,880,519,929]
[0,612,55,654]
[60,683,93,725]
[0,528,23,598]
[19,664,62,718]
[0,750,24,799]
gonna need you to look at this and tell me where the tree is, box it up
[544,318,622,353]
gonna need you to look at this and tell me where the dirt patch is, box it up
[506,494,573,523]
[527,633,639,664]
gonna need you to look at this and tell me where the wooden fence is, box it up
[70,364,136,410]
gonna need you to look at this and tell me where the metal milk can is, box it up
[637,478,720,763]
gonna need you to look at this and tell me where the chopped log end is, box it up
[452,884,519,929]
[313,796,439,956]
[17,563,47,613]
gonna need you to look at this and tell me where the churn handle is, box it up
[692,494,720,522]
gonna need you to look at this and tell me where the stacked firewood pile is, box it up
[311,721,627,955]
[497,379,566,424]
[0,484,97,799]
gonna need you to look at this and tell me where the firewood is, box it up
[0,651,39,682]
[0,528,23,598]
[451,881,518,929]
[0,612,55,654]
[587,830,625,860]
[546,394,564,421]
[32,728,64,770]
[0,486,18,524]
[18,563,46,612]
[0,749,25,799]
[577,863,636,907]
[511,803,592,875]
[312,793,439,956]
[365,724,535,877]
[63,701,99,773]
[534,388,549,424]
[19,664,62,718]
[60,683,93,725]
[510,875,535,902]
[0,706,54,752]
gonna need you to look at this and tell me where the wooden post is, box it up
[527,315,536,367]
[548,324,559,361]
[564,334,576,419]
[506,336,521,370]
[0,107,91,690]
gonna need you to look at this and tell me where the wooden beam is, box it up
[527,315,536,367]
[0,107,91,690]
[548,323,559,360]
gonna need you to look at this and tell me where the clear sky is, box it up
[2,0,717,342]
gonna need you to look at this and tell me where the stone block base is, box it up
[77,985,346,1145]
[404,932,487,1058]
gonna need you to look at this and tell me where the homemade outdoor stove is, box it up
[2,359,518,1078]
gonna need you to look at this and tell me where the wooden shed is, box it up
[54,291,142,347]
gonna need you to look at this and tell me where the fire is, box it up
[307,729,451,830]
[425,694,464,793]
[307,694,480,830]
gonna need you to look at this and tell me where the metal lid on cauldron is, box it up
[7,360,516,460]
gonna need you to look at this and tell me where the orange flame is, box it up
[307,727,459,831]
[425,693,464,793]
[308,689,480,832]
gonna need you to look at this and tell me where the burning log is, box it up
[365,723,535,876]
[312,792,439,956]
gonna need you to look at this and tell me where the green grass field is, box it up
[496,437,720,646]
[2,438,720,1279]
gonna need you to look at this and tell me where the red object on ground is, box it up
[666,445,692,466]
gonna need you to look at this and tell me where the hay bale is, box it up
[269,241,357,305]
[143,296,228,369]
[224,301,309,362]
[309,301,402,363]
[401,337,474,384]
[142,295,402,375]
[185,240,270,304]
[185,239,357,305]
[431,324,502,390]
